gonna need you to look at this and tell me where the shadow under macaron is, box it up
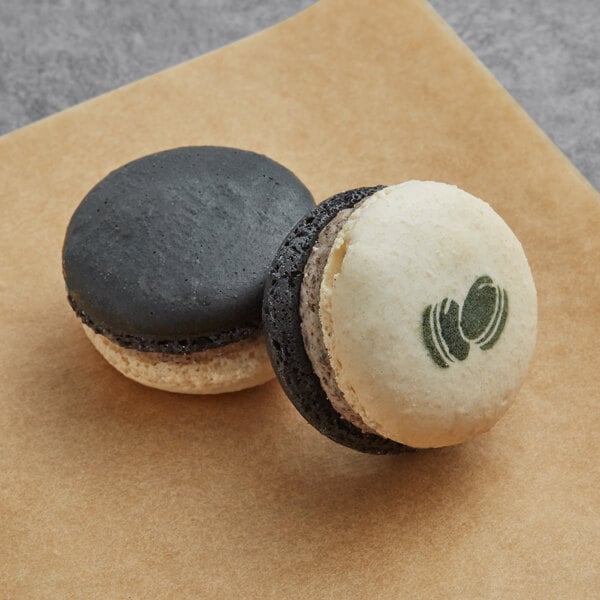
[28,316,498,575]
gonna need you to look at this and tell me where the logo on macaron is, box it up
[422,275,508,368]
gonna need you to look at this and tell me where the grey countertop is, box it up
[1,0,598,190]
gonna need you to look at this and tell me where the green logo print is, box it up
[422,276,508,368]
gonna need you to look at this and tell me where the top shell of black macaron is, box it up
[263,186,411,455]
[63,147,315,352]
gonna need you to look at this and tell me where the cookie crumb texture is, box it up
[299,207,377,434]
[84,326,274,394]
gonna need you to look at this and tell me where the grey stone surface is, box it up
[0,0,315,133]
[430,0,599,191]
[0,0,598,189]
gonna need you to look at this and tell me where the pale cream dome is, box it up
[318,181,537,448]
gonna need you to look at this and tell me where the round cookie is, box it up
[263,181,537,452]
[63,146,315,394]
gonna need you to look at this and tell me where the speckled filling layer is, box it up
[299,206,377,434]
[263,185,410,454]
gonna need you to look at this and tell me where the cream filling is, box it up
[299,205,377,433]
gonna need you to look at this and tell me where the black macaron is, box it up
[63,146,315,354]
[263,187,411,454]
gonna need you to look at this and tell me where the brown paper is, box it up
[1,0,598,596]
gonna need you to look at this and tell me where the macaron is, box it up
[263,181,537,453]
[63,146,315,394]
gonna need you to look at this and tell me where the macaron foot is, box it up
[83,325,274,395]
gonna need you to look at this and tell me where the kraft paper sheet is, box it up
[1,0,598,597]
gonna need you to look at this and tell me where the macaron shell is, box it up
[83,326,274,395]
[321,182,537,448]
[63,146,315,349]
